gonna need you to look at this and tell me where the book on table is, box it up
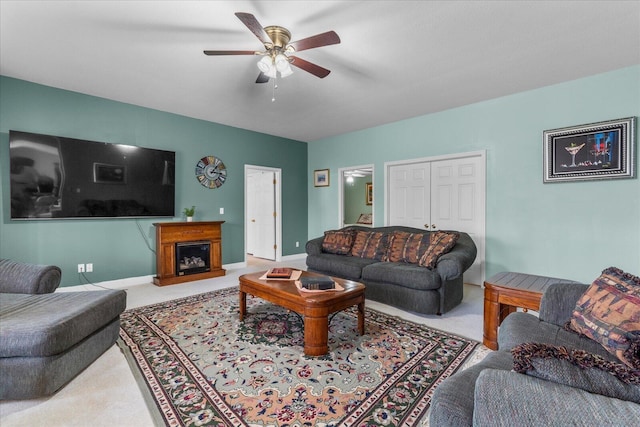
[266,268,293,279]
[299,275,335,290]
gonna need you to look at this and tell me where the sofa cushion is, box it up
[385,231,431,264]
[361,261,442,290]
[567,266,640,368]
[350,231,389,260]
[429,350,513,427]
[0,290,126,357]
[512,342,640,404]
[473,369,640,426]
[418,231,459,269]
[498,311,616,359]
[321,230,355,255]
[306,253,376,281]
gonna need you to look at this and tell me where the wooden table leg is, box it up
[483,286,499,350]
[239,290,246,321]
[357,300,365,335]
[303,314,329,356]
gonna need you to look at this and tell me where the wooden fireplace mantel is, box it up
[153,221,225,286]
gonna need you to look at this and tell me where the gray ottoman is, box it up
[0,259,126,400]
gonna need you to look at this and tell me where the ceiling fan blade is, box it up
[288,31,340,52]
[289,56,331,78]
[256,72,270,83]
[203,50,257,56]
[235,12,272,46]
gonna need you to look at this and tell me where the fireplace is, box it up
[175,241,211,276]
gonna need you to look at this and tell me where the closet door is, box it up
[388,162,431,229]
[430,157,484,285]
[387,153,485,285]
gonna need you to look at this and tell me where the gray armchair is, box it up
[430,282,640,426]
[0,259,126,399]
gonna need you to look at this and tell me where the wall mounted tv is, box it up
[9,130,175,220]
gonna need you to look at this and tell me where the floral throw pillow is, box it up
[321,230,354,255]
[567,267,640,369]
[418,231,460,269]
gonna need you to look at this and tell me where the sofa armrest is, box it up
[539,282,589,326]
[436,233,477,281]
[0,259,62,294]
[473,369,640,426]
[305,236,325,256]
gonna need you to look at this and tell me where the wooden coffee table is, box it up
[239,270,366,356]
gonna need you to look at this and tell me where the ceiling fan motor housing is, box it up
[264,26,292,50]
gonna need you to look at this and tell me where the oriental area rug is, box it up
[117,287,482,426]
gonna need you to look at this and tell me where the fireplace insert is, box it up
[175,241,211,276]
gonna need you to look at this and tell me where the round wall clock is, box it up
[195,155,227,189]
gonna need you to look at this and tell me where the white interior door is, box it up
[245,166,281,262]
[386,151,486,285]
[388,162,431,229]
[252,171,276,260]
[430,157,485,285]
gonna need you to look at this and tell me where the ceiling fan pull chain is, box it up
[272,76,278,102]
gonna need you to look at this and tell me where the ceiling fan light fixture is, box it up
[264,66,277,79]
[279,63,293,78]
[257,55,273,73]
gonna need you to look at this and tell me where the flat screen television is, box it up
[9,130,175,220]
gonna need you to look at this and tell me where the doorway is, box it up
[245,165,282,262]
[385,151,486,285]
[338,165,374,227]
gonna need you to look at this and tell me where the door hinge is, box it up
[273,244,277,250]
[273,211,277,217]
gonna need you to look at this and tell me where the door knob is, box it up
[432,224,436,229]
[424,224,430,229]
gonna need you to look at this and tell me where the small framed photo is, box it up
[314,169,330,187]
[543,117,636,183]
[365,182,373,205]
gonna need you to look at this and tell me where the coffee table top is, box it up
[239,269,365,304]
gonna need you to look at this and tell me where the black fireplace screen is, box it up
[175,241,211,276]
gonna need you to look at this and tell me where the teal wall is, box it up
[308,66,640,283]
[0,76,308,286]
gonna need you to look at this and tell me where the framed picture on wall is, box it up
[365,182,373,205]
[314,169,330,187]
[543,117,636,183]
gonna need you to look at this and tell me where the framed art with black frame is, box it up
[543,117,636,183]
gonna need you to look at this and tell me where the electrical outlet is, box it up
[296,241,299,247]
[219,207,224,215]
[77,264,85,273]
[86,263,93,273]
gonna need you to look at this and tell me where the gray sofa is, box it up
[305,225,477,315]
[430,282,640,426]
[0,259,126,400]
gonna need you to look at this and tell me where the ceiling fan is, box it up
[204,12,340,83]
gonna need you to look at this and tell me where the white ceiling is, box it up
[1,1,639,143]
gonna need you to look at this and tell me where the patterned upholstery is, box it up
[350,231,388,260]
[385,231,431,264]
[321,230,355,255]
[567,267,640,368]
[418,231,459,269]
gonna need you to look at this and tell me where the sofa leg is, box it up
[437,312,442,316]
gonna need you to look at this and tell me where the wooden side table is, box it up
[483,272,578,350]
